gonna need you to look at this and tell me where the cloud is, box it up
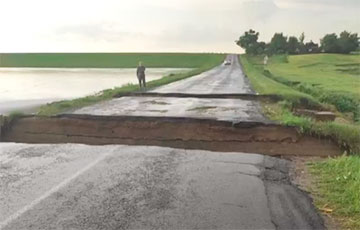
[55,23,141,42]
[275,0,360,10]
[0,0,358,52]
[239,0,279,22]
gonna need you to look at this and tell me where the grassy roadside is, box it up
[309,156,360,229]
[265,54,360,122]
[239,54,321,107]
[240,54,360,154]
[37,54,225,116]
[239,54,360,229]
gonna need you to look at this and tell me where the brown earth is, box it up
[2,114,340,157]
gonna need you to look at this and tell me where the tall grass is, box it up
[310,156,360,229]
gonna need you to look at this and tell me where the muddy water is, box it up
[0,68,190,114]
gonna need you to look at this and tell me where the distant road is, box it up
[153,54,254,94]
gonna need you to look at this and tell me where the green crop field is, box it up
[242,54,360,120]
[267,54,360,98]
[241,54,360,96]
[0,53,223,68]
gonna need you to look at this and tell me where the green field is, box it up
[267,54,360,97]
[248,54,360,119]
[267,54,360,114]
[240,54,316,103]
[0,53,223,68]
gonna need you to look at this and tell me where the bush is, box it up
[321,31,359,54]
[320,94,357,112]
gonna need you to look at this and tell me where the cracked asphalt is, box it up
[73,96,267,122]
[72,55,266,123]
[0,54,324,229]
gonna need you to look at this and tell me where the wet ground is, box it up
[0,68,189,114]
[0,143,324,230]
[72,55,263,122]
[73,96,267,122]
[152,54,253,94]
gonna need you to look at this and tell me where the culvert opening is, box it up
[1,114,340,157]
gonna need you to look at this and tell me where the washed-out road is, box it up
[0,55,324,229]
[74,55,265,122]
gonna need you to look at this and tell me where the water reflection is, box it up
[0,68,190,114]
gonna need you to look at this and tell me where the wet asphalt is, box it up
[0,143,324,230]
[0,55,324,229]
[152,55,253,94]
[73,96,267,123]
[72,55,265,123]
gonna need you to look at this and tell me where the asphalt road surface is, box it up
[0,55,324,229]
[152,54,253,94]
[0,143,323,230]
[73,96,267,123]
[72,54,265,122]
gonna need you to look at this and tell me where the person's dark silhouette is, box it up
[136,61,146,90]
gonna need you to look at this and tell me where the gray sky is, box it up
[0,0,359,53]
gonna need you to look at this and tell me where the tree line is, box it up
[236,30,359,55]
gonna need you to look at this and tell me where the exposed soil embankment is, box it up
[2,114,340,156]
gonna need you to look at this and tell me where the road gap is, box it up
[1,113,340,157]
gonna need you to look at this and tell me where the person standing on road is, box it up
[136,61,146,90]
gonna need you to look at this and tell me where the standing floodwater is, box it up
[0,68,190,114]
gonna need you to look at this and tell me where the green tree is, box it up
[287,36,299,54]
[338,31,359,54]
[299,32,305,44]
[321,33,340,53]
[268,33,288,55]
[305,40,320,53]
[236,29,262,55]
[256,41,266,55]
[298,32,307,54]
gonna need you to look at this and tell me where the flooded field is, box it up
[0,68,190,114]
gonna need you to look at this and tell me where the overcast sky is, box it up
[0,0,359,53]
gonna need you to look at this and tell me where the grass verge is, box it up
[264,54,360,122]
[263,103,360,154]
[37,54,224,116]
[239,54,322,109]
[309,156,360,230]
